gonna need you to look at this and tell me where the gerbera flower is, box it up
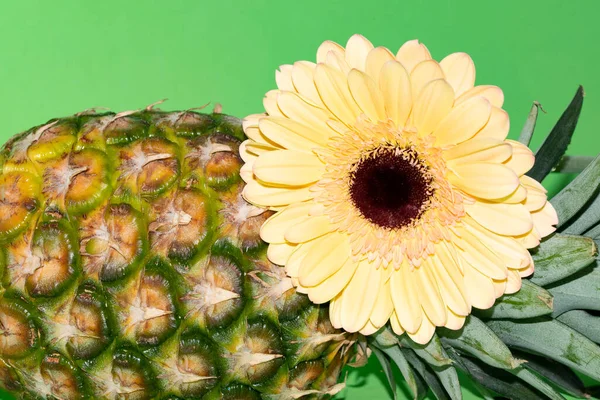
[240,34,558,344]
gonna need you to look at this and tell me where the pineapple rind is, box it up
[0,109,355,399]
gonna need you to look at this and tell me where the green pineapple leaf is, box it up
[554,155,595,173]
[376,343,423,399]
[518,101,543,146]
[475,280,553,319]
[529,233,597,286]
[511,366,567,400]
[551,152,600,229]
[371,345,398,400]
[547,262,600,316]
[557,310,600,344]
[399,333,453,367]
[527,85,584,182]
[438,316,520,370]
[512,350,588,398]
[445,348,545,400]
[401,348,450,400]
[487,318,600,381]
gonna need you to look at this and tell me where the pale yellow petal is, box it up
[325,49,351,75]
[260,202,314,243]
[462,260,496,309]
[463,217,531,270]
[493,278,507,298]
[345,34,374,71]
[390,264,423,333]
[410,60,445,99]
[244,126,279,147]
[245,141,281,158]
[291,61,324,107]
[444,309,466,330]
[430,248,470,316]
[412,79,455,136]
[379,60,412,126]
[370,278,394,327]
[317,40,345,63]
[329,295,343,329]
[259,116,328,151]
[284,215,333,243]
[390,311,405,335]
[521,176,548,212]
[240,161,254,183]
[242,113,263,130]
[276,65,295,92]
[531,202,558,238]
[348,69,387,122]
[434,96,491,147]
[497,185,528,204]
[456,85,504,108]
[516,227,542,249]
[277,91,334,137]
[396,39,432,73]
[341,260,382,332]
[454,227,508,280]
[504,140,535,176]
[359,320,380,335]
[314,63,362,126]
[243,180,313,207]
[253,150,324,186]
[239,141,256,164]
[298,232,351,287]
[505,269,522,294]
[465,201,533,236]
[286,240,319,278]
[439,52,476,97]
[444,137,512,164]
[475,106,510,140]
[307,257,359,304]
[407,314,435,345]
[267,242,297,265]
[415,259,447,326]
[264,90,284,117]
[449,162,519,199]
[365,46,395,85]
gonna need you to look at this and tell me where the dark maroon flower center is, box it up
[349,148,433,229]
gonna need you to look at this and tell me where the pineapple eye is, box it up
[117,258,180,348]
[289,360,325,390]
[116,137,180,198]
[226,317,285,384]
[26,120,78,163]
[0,298,40,359]
[40,352,86,400]
[148,188,211,264]
[180,255,245,330]
[0,172,39,242]
[79,203,146,282]
[62,281,112,360]
[103,116,149,146]
[3,220,78,299]
[183,134,242,191]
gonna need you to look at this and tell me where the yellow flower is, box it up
[241,35,558,344]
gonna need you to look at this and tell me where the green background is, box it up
[0,0,599,398]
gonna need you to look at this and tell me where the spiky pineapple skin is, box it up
[0,108,355,399]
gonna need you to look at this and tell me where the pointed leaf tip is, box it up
[527,86,584,182]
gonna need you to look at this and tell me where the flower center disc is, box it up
[349,148,433,230]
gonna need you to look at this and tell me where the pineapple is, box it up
[0,108,359,399]
[3,87,600,400]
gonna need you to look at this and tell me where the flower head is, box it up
[241,35,558,344]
